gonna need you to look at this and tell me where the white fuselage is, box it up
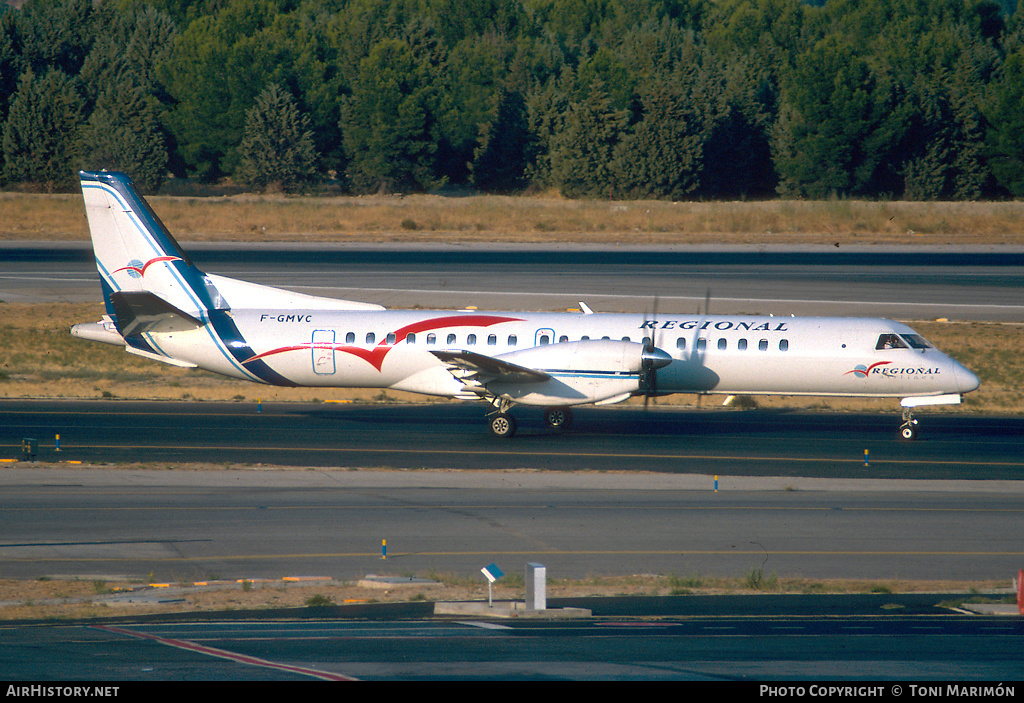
[134,306,979,406]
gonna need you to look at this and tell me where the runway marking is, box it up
[8,442,1023,468]
[92,624,358,681]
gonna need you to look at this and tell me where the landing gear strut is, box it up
[900,408,919,441]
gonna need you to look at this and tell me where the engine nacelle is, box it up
[488,339,672,406]
[497,339,662,375]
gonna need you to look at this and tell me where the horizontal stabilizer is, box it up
[110,291,203,338]
[431,349,551,384]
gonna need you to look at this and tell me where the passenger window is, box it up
[876,333,907,350]
[780,339,789,351]
[581,335,590,341]
[718,338,727,350]
[365,332,375,344]
[427,333,436,345]
[676,337,686,350]
[759,339,768,351]
[539,334,550,345]
[487,334,497,345]
[447,333,456,345]
[622,336,631,342]
[406,333,416,344]
[508,334,517,346]
[696,338,706,351]
[738,338,747,351]
[559,335,568,343]
[386,332,396,344]
[345,331,355,344]
[467,334,477,345]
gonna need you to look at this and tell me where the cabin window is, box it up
[467,334,477,345]
[780,339,789,351]
[559,335,569,343]
[601,336,611,340]
[508,334,517,345]
[759,339,768,351]
[365,332,375,344]
[386,332,396,344]
[676,337,686,350]
[876,333,907,350]
[427,333,436,345]
[718,338,727,350]
[696,338,706,351]
[581,335,590,340]
[447,333,456,345]
[345,331,355,344]
[738,338,748,351]
[539,334,550,345]
[406,333,416,344]
[487,334,497,345]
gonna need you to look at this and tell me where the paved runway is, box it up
[3,243,1024,320]
[2,399,1021,478]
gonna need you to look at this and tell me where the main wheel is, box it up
[543,406,573,432]
[488,412,517,438]
[900,423,918,441]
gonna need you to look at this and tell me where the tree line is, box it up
[1,0,1022,199]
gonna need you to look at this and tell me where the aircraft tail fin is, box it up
[79,171,224,331]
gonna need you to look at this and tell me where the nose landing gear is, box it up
[900,407,918,441]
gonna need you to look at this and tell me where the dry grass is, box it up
[3,191,1024,245]
[0,573,1009,621]
[1,303,1021,414]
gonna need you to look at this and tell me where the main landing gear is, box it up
[486,401,573,438]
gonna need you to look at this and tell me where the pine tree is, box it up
[77,76,168,193]
[2,68,84,191]
[472,88,531,192]
[237,83,319,193]
[340,38,438,193]
[550,81,628,198]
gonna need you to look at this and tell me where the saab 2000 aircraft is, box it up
[72,171,980,440]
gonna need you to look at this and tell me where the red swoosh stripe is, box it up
[113,256,182,276]
[244,314,524,372]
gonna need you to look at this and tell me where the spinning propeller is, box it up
[640,297,672,406]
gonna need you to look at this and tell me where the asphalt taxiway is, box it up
[1,400,1022,583]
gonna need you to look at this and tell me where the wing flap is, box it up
[431,349,551,386]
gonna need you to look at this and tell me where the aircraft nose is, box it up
[953,362,980,394]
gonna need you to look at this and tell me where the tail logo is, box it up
[115,256,182,279]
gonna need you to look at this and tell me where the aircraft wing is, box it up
[431,349,551,386]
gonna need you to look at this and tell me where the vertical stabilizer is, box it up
[79,171,223,323]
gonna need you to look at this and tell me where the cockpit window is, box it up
[900,334,932,349]
[875,333,907,350]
